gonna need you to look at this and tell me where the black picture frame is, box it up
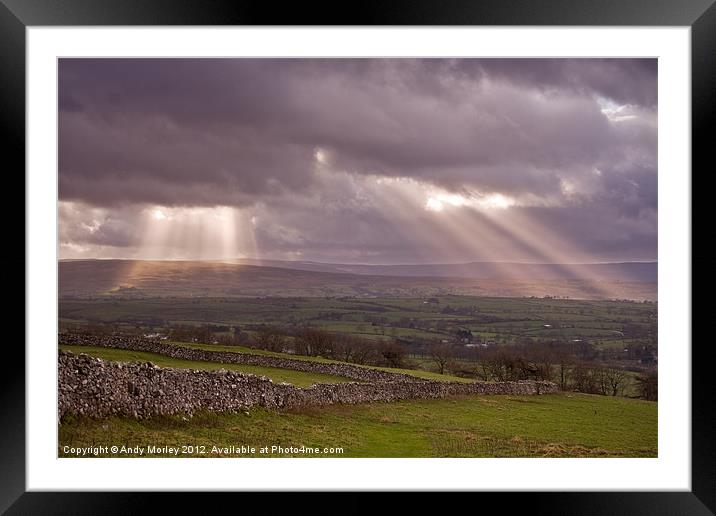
[3,0,712,513]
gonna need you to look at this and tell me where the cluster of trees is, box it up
[424,340,656,400]
[245,327,657,400]
[253,327,410,368]
[635,371,658,401]
[569,365,630,397]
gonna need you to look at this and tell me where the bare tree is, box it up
[254,327,288,352]
[636,371,658,401]
[571,364,598,394]
[330,333,354,362]
[529,345,556,382]
[594,367,610,396]
[375,340,408,368]
[349,338,376,365]
[294,328,334,357]
[604,368,628,396]
[428,342,454,375]
[481,348,509,381]
[555,350,574,391]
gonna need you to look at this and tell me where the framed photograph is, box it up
[5,0,712,513]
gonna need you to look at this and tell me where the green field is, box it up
[59,294,657,351]
[59,345,353,387]
[59,392,657,458]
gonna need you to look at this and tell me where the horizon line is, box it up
[57,257,659,266]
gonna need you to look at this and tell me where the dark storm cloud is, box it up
[58,58,657,262]
[459,59,658,108]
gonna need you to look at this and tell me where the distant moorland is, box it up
[59,259,657,301]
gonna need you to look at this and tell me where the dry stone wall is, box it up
[59,333,424,383]
[58,333,558,420]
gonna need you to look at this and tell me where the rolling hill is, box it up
[228,258,657,283]
[59,259,657,300]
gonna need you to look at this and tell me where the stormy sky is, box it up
[58,58,657,264]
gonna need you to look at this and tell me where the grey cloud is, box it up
[58,58,657,263]
[59,203,139,249]
[59,59,656,204]
[461,59,657,108]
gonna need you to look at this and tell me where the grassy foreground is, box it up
[59,393,657,458]
[59,345,354,387]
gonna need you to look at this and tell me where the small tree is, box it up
[375,340,408,368]
[349,337,376,365]
[571,364,598,394]
[428,342,454,375]
[636,371,658,401]
[604,368,628,396]
[530,346,556,382]
[554,349,574,391]
[594,367,610,396]
[254,327,288,352]
[294,328,334,357]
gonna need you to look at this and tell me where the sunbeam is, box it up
[134,205,255,261]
